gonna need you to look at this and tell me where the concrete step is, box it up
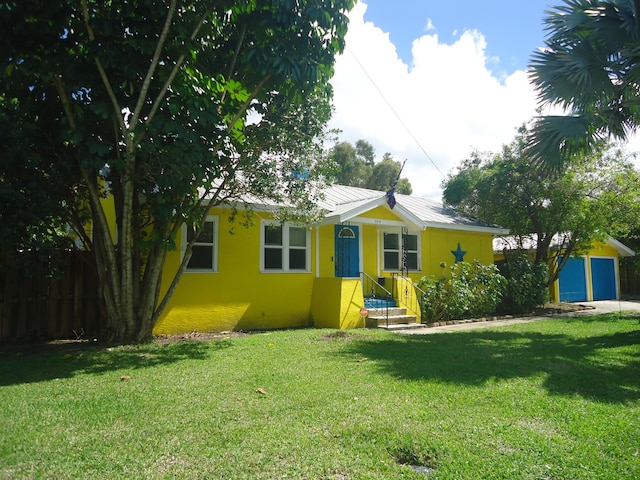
[365,314,417,327]
[378,322,428,332]
[367,307,407,317]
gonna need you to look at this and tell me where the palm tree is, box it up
[528,0,640,170]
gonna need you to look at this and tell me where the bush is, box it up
[417,261,506,322]
[497,254,549,315]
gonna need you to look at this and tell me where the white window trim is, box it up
[261,220,311,273]
[381,229,421,273]
[182,215,219,273]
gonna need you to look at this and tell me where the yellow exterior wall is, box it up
[423,228,495,273]
[589,243,618,258]
[317,224,335,278]
[394,228,496,284]
[360,205,401,221]
[310,278,365,329]
[362,224,379,279]
[154,208,316,334]
[153,206,499,334]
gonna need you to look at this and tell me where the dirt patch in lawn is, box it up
[153,330,248,346]
[319,330,359,341]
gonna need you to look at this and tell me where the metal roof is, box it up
[217,183,508,234]
[493,234,636,257]
[320,185,508,234]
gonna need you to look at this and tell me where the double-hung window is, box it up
[183,216,218,272]
[262,221,309,272]
[382,231,420,272]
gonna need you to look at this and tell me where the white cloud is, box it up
[329,1,540,199]
[424,18,435,33]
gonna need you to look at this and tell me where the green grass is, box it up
[1,313,639,479]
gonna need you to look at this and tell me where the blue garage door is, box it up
[591,258,617,301]
[559,257,587,302]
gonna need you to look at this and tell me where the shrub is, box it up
[417,261,506,322]
[497,254,549,314]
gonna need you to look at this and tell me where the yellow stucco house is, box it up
[154,184,508,334]
[494,235,635,303]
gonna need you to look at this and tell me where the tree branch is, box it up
[138,3,219,142]
[79,164,121,309]
[81,0,127,134]
[130,0,178,127]
[52,76,77,131]
[220,22,247,103]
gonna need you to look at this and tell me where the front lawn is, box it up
[1,314,639,479]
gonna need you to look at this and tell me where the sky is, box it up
[327,0,639,199]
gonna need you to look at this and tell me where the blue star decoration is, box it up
[451,243,467,263]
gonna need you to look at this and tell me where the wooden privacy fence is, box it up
[0,251,104,342]
[620,263,640,297]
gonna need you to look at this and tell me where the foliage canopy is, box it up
[528,0,640,169]
[0,0,355,341]
[443,125,640,284]
[330,139,412,194]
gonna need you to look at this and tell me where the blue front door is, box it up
[591,258,617,300]
[559,257,587,302]
[335,225,360,278]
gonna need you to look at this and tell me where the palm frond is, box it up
[528,0,640,170]
[526,115,604,171]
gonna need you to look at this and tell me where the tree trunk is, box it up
[118,146,137,338]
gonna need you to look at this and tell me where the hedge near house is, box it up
[417,261,506,322]
[497,254,549,315]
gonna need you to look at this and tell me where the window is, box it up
[183,216,218,272]
[383,231,419,271]
[262,222,309,272]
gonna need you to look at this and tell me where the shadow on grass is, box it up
[0,338,233,387]
[343,314,640,403]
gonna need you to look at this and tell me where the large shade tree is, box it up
[528,0,640,169]
[0,0,355,342]
[443,126,640,284]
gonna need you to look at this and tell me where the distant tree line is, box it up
[330,139,412,194]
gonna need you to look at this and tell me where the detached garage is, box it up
[495,235,635,303]
[556,238,635,302]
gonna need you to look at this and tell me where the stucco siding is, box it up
[154,209,316,334]
[422,228,495,277]
[310,278,364,329]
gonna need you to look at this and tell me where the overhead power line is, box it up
[345,45,447,180]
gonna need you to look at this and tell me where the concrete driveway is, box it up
[581,300,640,314]
[400,300,640,335]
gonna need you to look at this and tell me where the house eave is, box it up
[606,237,636,257]
[426,222,509,235]
[324,196,389,224]
[319,196,428,230]
[494,234,636,256]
